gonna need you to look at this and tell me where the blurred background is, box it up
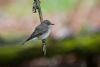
[0,0,100,67]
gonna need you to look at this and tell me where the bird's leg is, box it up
[42,39,46,56]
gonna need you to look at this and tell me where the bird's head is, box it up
[42,20,54,26]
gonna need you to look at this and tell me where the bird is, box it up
[23,20,54,55]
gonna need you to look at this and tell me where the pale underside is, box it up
[34,28,51,40]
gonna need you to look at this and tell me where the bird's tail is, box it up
[22,41,26,45]
[22,36,34,45]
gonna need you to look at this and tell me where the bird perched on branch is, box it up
[23,20,54,55]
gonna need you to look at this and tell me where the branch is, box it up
[33,0,43,22]
[33,0,46,56]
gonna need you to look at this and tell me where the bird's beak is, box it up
[51,24,55,25]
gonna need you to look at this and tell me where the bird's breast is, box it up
[39,28,51,39]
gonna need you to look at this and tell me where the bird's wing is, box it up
[23,24,48,44]
[32,24,48,37]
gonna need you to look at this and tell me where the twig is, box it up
[33,0,43,22]
[33,0,46,55]
[42,39,46,56]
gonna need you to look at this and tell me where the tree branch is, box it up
[33,0,43,22]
